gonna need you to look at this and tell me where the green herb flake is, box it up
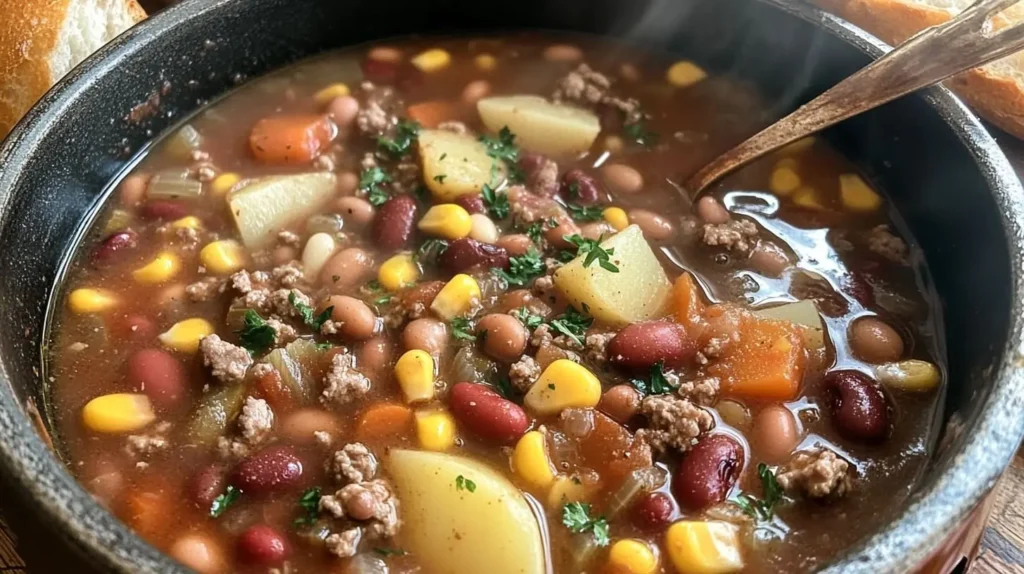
[377,118,421,157]
[289,292,333,331]
[292,486,322,527]
[524,221,544,244]
[481,182,510,220]
[209,485,241,518]
[433,174,447,184]
[360,166,393,206]
[564,234,619,273]
[439,153,448,161]
[566,203,605,222]
[512,307,544,330]
[732,463,785,521]
[455,474,477,493]
[494,376,517,400]
[548,306,593,347]
[237,310,275,356]
[374,546,407,557]
[451,317,476,341]
[630,361,676,396]
[624,118,659,148]
[561,501,610,547]
[415,238,449,266]
[491,247,546,286]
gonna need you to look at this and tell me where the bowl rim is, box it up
[0,0,1023,572]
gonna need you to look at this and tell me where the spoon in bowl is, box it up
[685,0,1024,196]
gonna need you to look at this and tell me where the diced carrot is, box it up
[577,411,652,493]
[406,100,458,128]
[709,314,806,400]
[356,403,414,441]
[120,480,174,540]
[249,114,336,164]
[673,272,705,329]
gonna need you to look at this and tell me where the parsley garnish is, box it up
[289,292,333,331]
[624,118,658,148]
[511,307,544,330]
[360,166,392,206]
[566,203,605,222]
[377,118,420,157]
[479,127,524,182]
[210,485,241,518]
[548,306,592,347]
[451,317,476,341]
[363,280,394,306]
[374,547,407,557]
[630,361,676,396]
[292,487,322,527]
[439,153,447,161]
[564,234,620,273]
[733,463,785,521]
[481,181,510,220]
[237,310,275,356]
[492,247,546,286]
[415,238,449,266]
[561,502,610,547]
[524,221,544,244]
[433,174,447,184]
[455,475,477,493]
[494,376,517,400]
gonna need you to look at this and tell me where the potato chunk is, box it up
[387,449,545,574]
[553,225,671,326]
[753,300,825,350]
[477,95,600,156]
[228,173,336,248]
[418,129,503,201]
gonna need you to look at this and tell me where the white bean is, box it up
[302,232,336,278]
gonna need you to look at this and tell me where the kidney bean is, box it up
[454,194,485,214]
[188,464,227,509]
[126,348,186,408]
[326,295,378,340]
[438,238,510,275]
[140,199,189,220]
[601,163,644,195]
[849,317,904,364]
[673,434,744,511]
[496,234,533,256]
[823,370,890,443]
[403,318,448,357]
[751,405,801,464]
[372,195,418,250]
[598,384,641,424]
[560,169,600,204]
[93,230,138,263]
[476,313,528,363]
[607,321,695,370]
[231,445,304,494]
[449,382,529,444]
[696,196,730,224]
[632,492,675,530]
[362,58,399,83]
[238,524,289,565]
[320,247,374,289]
[629,209,675,241]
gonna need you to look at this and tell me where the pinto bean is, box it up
[607,321,696,370]
[629,209,675,241]
[327,96,360,128]
[749,241,791,277]
[849,317,904,364]
[561,169,600,204]
[119,173,149,207]
[336,196,375,228]
[543,44,583,62]
[320,247,374,289]
[326,295,378,340]
[545,221,581,249]
[93,230,138,263]
[368,46,403,63]
[696,196,729,224]
[337,170,359,196]
[632,492,675,530]
[580,221,615,241]
[449,382,529,444]
[170,534,222,574]
[372,195,418,249]
[358,336,393,376]
[751,405,801,463]
[281,409,343,445]
[598,385,641,424]
[238,524,289,565]
[476,314,528,363]
[824,370,890,443]
[127,348,186,409]
[438,238,510,275]
[601,163,644,195]
[188,464,227,508]
[496,234,533,256]
[115,314,157,341]
[231,445,304,494]
[461,80,492,104]
[403,318,448,356]
[673,434,744,511]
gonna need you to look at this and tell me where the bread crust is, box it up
[817,0,1024,138]
[0,0,146,138]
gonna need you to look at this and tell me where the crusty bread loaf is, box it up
[0,0,146,139]
[817,0,1024,138]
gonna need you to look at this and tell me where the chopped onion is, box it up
[605,466,668,519]
[184,383,246,445]
[147,168,202,199]
[568,534,600,572]
[306,213,344,235]
[546,429,577,469]
[102,209,133,234]
[450,346,496,384]
[165,124,203,159]
[558,408,594,438]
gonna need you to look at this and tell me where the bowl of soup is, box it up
[1,0,1023,572]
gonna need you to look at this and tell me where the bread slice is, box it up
[0,0,146,139]
[816,0,1024,138]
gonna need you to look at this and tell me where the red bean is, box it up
[93,230,138,263]
[607,321,696,370]
[560,169,600,204]
[362,58,399,83]
[140,200,190,220]
[454,194,485,215]
[188,464,227,509]
[231,445,304,494]
[238,524,289,565]
[823,370,890,443]
[673,434,743,512]
[115,314,157,340]
[438,238,510,274]
[372,195,418,250]
[449,382,529,445]
[632,492,675,530]
[126,349,186,408]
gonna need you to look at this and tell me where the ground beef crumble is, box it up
[125,421,171,458]
[522,153,560,198]
[266,318,298,345]
[703,220,759,253]
[324,529,361,558]
[675,375,720,407]
[552,63,644,123]
[200,334,252,383]
[321,352,371,406]
[636,395,714,454]
[320,479,401,557]
[238,397,274,445]
[509,355,542,392]
[776,448,852,499]
[584,331,615,366]
[865,224,909,264]
[186,277,224,302]
[327,442,378,484]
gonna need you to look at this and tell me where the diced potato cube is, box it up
[418,129,503,201]
[477,95,600,156]
[839,173,881,212]
[753,300,824,349]
[228,173,337,248]
[553,225,671,326]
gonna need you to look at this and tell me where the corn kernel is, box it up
[475,53,497,71]
[132,252,180,284]
[792,187,825,210]
[782,136,816,154]
[171,216,203,230]
[418,203,473,240]
[547,475,588,508]
[314,82,350,104]
[524,359,602,416]
[68,288,118,314]
[211,172,241,196]
[666,61,707,88]
[769,166,801,196]
[430,274,481,320]
[839,173,881,212]
[665,521,744,574]
[603,207,629,231]
[876,359,941,392]
[608,539,659,574]
[396,350,435,403]
[379,253,420,291]
[82,393,156,433]
[415,409,456,451]
[512,430,556,490]
[468,213,499,244]
[411,48,452,73]
[158,318,214,353]
[200,240,246,275]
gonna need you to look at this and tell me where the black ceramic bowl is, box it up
[1,0,1023,571]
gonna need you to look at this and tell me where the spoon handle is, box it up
[685,0,1024,195]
